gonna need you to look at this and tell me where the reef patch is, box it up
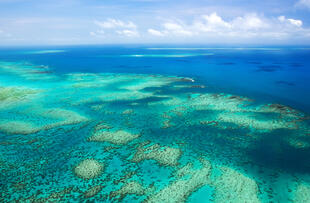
[89,129,140,145]
[132,142,182,166]
[74,159,104,179]
[146,158,211,203]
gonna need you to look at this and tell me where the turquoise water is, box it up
[0,46,310,202]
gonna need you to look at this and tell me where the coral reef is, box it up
[188,93,250,112]
[294,183,310,202]
[0,61,56,81]
[132,143,182,166]
[285,136,310,149]
[1,59,309,202]
[99,91,155,102]
[83,185,104,198]
[89,129,140,145]
[216,112,296,131]
[212,167,260,203]
[74,159,103,179]
[0,120,40,135]
[0,108,88,135]
[15,187,74,202]
[146,158,211,203]
[111,181,146,200]
[0,86,40,109]
[0,86,38,102]
[122,109,134,115]
[94,122,113,131]
[41,108,89,127]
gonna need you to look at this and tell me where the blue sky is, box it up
[0,0,310,45]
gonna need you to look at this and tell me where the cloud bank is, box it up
[92,19,139,37]
[1,0,310,45]
[146,13,307,41]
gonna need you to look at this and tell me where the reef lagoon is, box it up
[0,46,310,202]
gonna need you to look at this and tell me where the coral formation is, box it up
[122,109,134,115]
[41,108,89,127]
[212,167,260,203]
[1,59,309,202]
[188,93,250,112]
[0,86,40,109]
[146,158,211,203]
[155,92,305,132]
[98,90,155,102]
[74,159,103,179]
[0,108,88,135]
[83,185,104,198]
[0,86,38,102]
[216,112,296,131]
[294,183,310,202]
[131,143,182,166]
[15,187,74,202]
[285,136,310,149]
[0,120,40,135]
[94,122,113,131]
[111,181,146,200]
[89,129,140,145]
[0,61,56,80]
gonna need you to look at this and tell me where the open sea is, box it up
[0,45,310,202]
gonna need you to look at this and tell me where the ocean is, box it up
[0,45,310,202]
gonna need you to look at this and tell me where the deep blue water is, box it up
[1,45,309,113]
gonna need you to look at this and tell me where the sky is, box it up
[0,0,310,45]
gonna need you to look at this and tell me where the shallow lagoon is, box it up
[0,47,310,202]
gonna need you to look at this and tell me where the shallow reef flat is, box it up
[0,107,88,135]
[0,86,40,108]
[131,142,182,166]
[0,60,310,202]
[74,159,104,179]
[89,129,140,145]
[0,61,57,81]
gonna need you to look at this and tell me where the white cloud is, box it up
[116,29,139,37]
[231,14,267,30]
[148,28,165,36]
[153,13,270,38]
[163,23,183,30]
[278,16,303,27]
[161,22,193,36]
[189,13,267,36]
[147,13,308,41]
[278,16,286,22]
[201,13,231,30]
[93,18,139,38]
[94,19,136,29]
[91,14,307,43]
[287,19,303,27]
[296,0,310,9]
